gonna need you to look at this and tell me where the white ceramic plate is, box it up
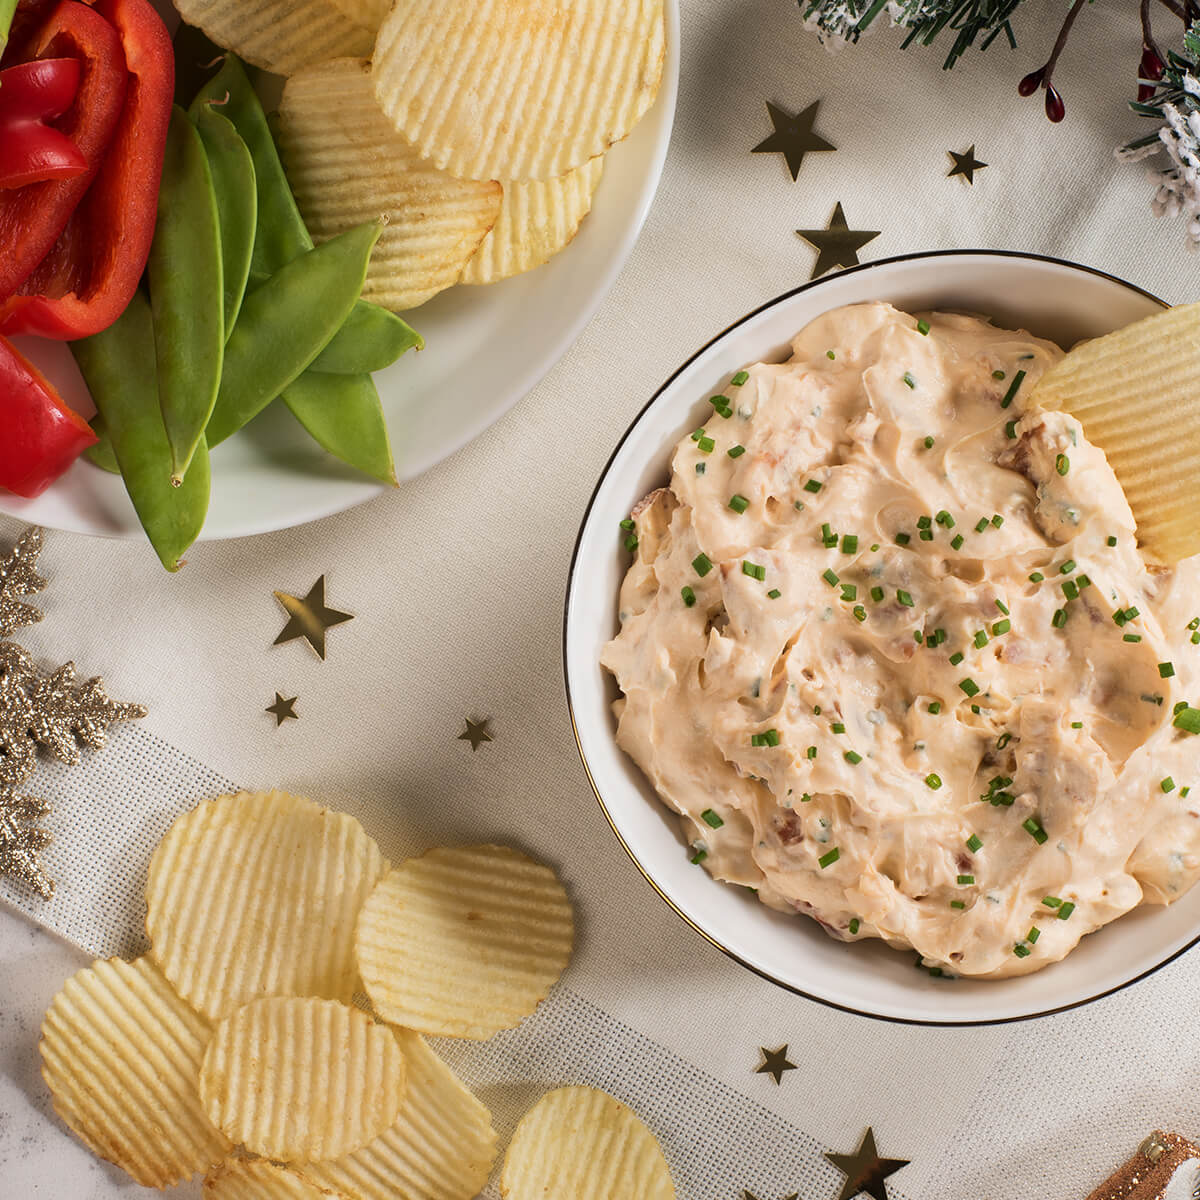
[563,250,1200,1025]
[0,3,680,540]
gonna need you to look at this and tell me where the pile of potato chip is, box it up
[171,0,667,311]
[39,790,676,1197]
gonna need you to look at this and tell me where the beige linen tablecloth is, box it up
[3,2,1198,1197]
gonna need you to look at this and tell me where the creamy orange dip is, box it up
[602,301,1200,978]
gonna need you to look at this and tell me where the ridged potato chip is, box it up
[200,997,406,1163]
[327,0,390,35]
[278,59,502,311]
[460,157,605,286]
[372,0,666,181]
[355,844,574,1039]
[146,790,387,1021]
[301,1028,497,1200]
[501,1086,674,1200]
[39,956,231,1188]
[205,1160,351,1200]
[172,0,372,76]
[1031,302,1200,563]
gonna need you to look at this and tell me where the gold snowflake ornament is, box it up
[0,526,46,638]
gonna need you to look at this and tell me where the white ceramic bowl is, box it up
[563,250,1200,1025]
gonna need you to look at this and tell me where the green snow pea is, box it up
[191,103,257,340]
[282,372,396,487]
[193,56,419,372]
[83,417,119,474]
[206,222,382,447]
[148,106,224,484]
[71,292,211,572]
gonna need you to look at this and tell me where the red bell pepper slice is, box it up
[0,0,173,340]
[0,2,126,304]
[0,57,88,189]
[0,334,96,497]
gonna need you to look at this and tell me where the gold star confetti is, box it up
[0,526,46,638]
[947,144,987,183]
[458,717,493,751]
[273,576,354,660]
[266,693,299,726]
[754,1044,797,1085]
[744,1191,798,1200]
[796,203,880,280]
[826,1127,909,1200]
[751,100,836,181]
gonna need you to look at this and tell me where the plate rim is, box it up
[562,247,1186,1027]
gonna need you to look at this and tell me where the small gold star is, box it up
[751,100,836,181]
[458,718,493,751]
[796,203,880,280]
[273,576,354,660]
[826,1128,909,1200]
[947,145,987,184]
[744,1192,799,1200]
[754,1044,797,1085]
[265,693,298,726]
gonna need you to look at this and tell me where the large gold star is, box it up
[754,1044,797,1085]
[825,1128,909,1200]
[752,100,836,181]
[947,144,987,184]
[272,576,354,660]
[458,717,493,751]
[796,203,880,280]
[265,693,299,726]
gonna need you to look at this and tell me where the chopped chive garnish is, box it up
[1192,632,1200,644]
[697,435,715,453]
[840,584,857,602]
[1022,817,1048,844]
[690,429,704,442]
[624,534,638,552]
[731,370,749,386]
[727,444,746,458]
[807,745,817,758]
[928,701,941,714]
[933,629,947,645]
[750,728,781,748]
[1013,943,1031,958]
[895,532,911,546]
[1004,420,1018,439]
[729,493,749,513]
[1190,618,1200,631]
[852,604,867,621]
[1162,777,1176,792]
[1177,701,1189,714]
[950,900,966,909]
[966,834,983,852]
[692,553,713,577]
[1077,574,1091,589]
[995,599,1010,615]
[818,847,840,868]
[826,350,836,360]
[925,773,943,789]
[917,516,932,530]
[701,808,724,828]
[997,732,1012,749]
[991,619,1011,636]
[768,588,782,599]
[975,518,989,533]
[1185,786,1193,797]
[936,510,955,528]
[951,534,964,550]
[993,369,1006,380]
[1056,454,1070,476]
[822,522,837,547]
[1127,606,1141,620]
[919,529,934,541]
[1174,706,1200,734]
[991,514,1004,528]
[681,586,696,607]
[871,543,880,552]
[844,750,863,764]
[1058,902,1076,920]
[619,518,635,531]
[1071,720,1083,729]
[1043,896,1063,908]
[974,630,988,648]
[923,435,935,449]
[842,534,859,554]
[849,917,860,934]
[1052,608,1068,629]
[957,874,974,885]
[1062,579,1079,601]
[1000,369,1026,408]
[742,561,766,581]
[691,849,708,864]
[710,394,731,411]
[897,589,915,607]
[903,372,916,389]
[804,479,823,494]
[1059,560,1076,575]
[822,568,839,587]
[1113,609,1128,627]
[1028,927,1041,943]
[831,722,846,734]
[794,500,804,511]
[1107,535,1118,547]
[959,678,980,697]
[949,651,964,666]
[1029,572,1044,583]
[917,319,931,335]
[1160,662,1176,678]
[1123,634,1142,643]
[870,586,885,602]
[914,631,924,644]
[695,463,706,475]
